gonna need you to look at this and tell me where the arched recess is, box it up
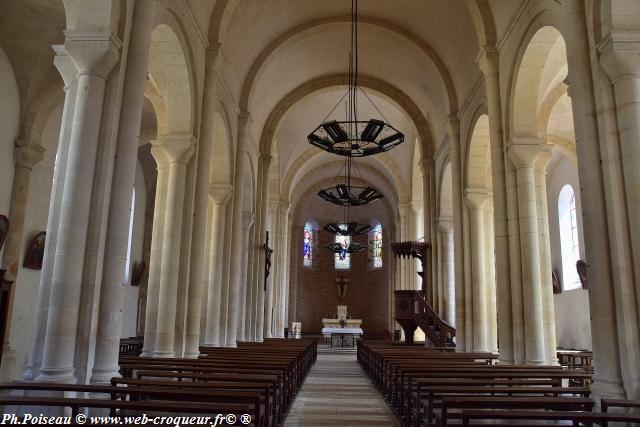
[258,74,434,162]
[509,23,591,362]
[148,19,195,136]
[239,14,458,116]
[465,113,497,352]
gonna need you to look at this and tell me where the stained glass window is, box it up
[369,223,383,268]
[303,221,314,267]
[334,233,351,270]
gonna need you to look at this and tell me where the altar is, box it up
[321,305,362,330]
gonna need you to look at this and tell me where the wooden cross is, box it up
[263,231,274,291]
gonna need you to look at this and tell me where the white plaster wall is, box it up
[0,46,20,261]
[120,160,146,338]
[10,102,62,378]
[546,153,592,350]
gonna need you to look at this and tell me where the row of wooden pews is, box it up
[0,338,317,426]
[358,340,640,426]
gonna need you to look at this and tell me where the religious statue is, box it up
[576,259,588,289]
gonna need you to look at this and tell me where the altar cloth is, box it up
[321,327,363,334]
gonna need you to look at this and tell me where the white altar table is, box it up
[321,327,363,335]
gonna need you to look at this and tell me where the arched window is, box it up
[334,233,351,270]
[124,187,136,283]
[303,221,315,267]
[558,184,580,290]
[368,222,383,268]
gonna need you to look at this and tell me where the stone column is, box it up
[225,114,250,347]
[1,142,45,366]
[153,135,196,357]
[534,146,556,364]
[237,213,254,341]
[263,201,278,338]
[37,33,119,383]
[274,202,290,337]
[420,158,436,303]
[465,190,490,352]
[437,217,455,326]
[22,48,77,381]
[140,145,169,356]
[448,117,466,351]
[592,28,640,399]
[250,155,272,342]
[508,142,546,365]
[478,47,514,364]
[204,184,232,346]
[183,47,221,357]
[483,200,498,353]
[90,0,156,382]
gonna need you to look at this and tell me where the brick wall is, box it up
[292,226,391,333]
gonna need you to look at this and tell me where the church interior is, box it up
[0,0,640,425]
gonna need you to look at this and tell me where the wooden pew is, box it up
[460,409,640,426]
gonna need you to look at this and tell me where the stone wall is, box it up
[292,226,391,333]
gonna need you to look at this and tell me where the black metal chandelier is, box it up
[323,221,371,236]
[307,0,404,158]
[317,153,384,207]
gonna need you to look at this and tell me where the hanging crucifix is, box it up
[263,231,274,291]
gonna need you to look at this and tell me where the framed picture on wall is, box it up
[23,231,46,270]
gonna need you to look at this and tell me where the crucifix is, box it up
[335,277,349,305]
[262,231,273,291]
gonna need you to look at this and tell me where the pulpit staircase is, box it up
[391,241,456,347]
[394,290,455,347]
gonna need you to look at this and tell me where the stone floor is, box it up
[283,352,400,427]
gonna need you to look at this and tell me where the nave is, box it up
[283,352,398,427]
[1,0,640,425]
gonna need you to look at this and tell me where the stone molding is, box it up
[63,31,120,79]
[14,140,45,170]
[464,189,491,210]
[208,183,233,204]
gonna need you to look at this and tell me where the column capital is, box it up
[14,140,45,170]
[398,202,412,218]
[209,183,232,204]
[477,45,499,77]
[205,43,222,72]
[52,45,77,89]
[464,188,491,210]
[153,134,196,164]
[535,144,553,172]
[259,154,273,167]
[63,31,121,79]
[437,217,453,233]
[241,213,255,230]
[507,138,547,169]
[446,115,460,136]
[278,200,291,213]
[598,32,640,82]
[418,157,434,174]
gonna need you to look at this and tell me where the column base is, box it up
[183,351,199,359]
[152,350,176,358]
[35,368,77,384]
[525,358,547,365]
[591,377,627,403]
[0,347,17,381]
[90,369,121,385]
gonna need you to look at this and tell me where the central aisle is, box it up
[284,351,400,426]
